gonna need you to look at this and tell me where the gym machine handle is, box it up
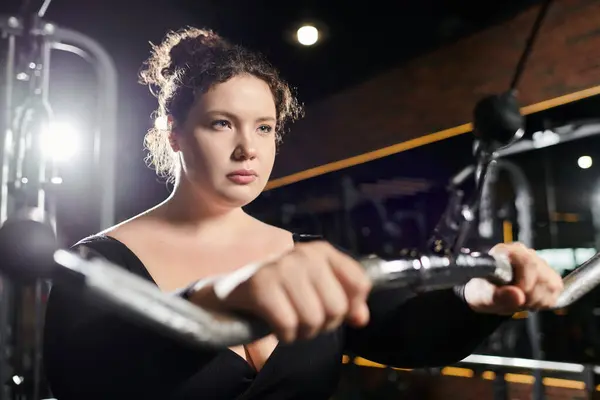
[44,240,600,350]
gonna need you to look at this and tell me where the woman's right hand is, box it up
[189,241,373,343]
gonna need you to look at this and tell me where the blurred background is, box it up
[2,0,600,398]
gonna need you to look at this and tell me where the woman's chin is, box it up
[217,186,263,208]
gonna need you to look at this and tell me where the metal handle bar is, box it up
[50,246,600,350]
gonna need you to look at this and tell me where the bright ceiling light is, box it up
[296,25,319,46]
[578,155,592,169]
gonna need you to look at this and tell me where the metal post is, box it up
[0,14,119,400]
[590,187,600,251]
[543,152,558,249]
[479,162,499,241]
[51,24,119,230]
[1,21,17,224]
[583,364,596,399]
[494,160,534,248]
[0,26,17,400]
[498,161,543,400]
[482,158,544,400]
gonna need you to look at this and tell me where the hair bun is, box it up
[167,29,223,75]
[139,27,226,92]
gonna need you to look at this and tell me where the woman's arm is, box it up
[343,287,508,368]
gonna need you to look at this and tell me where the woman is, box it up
[43,27,563,399]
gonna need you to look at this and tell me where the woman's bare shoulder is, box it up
[248,217,294,248]
[97,209,163,243]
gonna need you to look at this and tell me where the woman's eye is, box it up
[211,120,231,130]
[258,125,273,134]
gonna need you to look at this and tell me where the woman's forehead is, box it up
[198,76,277,116]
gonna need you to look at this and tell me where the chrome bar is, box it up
[46,243,600,349]
[461,354,586,373]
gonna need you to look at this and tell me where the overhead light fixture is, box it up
[296,25,319,46]
[578,155,592,169]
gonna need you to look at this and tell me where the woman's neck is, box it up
[152,179,251,237]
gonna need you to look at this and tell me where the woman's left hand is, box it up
[464,242,564,315]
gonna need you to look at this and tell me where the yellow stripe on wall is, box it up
[342,356,591,391]
[503,221,514,243]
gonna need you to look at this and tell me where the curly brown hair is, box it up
[138,27,303,181]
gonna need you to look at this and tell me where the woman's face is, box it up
[173,74,278,209]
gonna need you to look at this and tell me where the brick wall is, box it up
[273,0,600,180]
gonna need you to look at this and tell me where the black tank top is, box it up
[43,234,506,400]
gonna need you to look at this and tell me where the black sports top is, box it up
[43,234,506,400]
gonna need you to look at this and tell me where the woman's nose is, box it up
[232,133,257,161]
